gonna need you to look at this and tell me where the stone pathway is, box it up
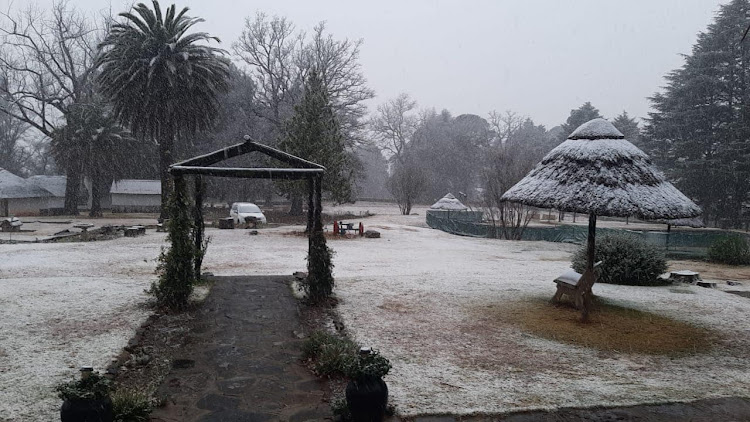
[150,276,331,422]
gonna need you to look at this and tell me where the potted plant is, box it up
[344,347,391,422]
[56,368,114,422]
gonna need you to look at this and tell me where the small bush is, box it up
[572,234,668,286]
[345,349,392,380]
[56,372,111,401]
[111,389,152,422]
[302,331,358,377]
[708,235,750,265]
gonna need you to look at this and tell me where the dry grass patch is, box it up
[491,297,715,356]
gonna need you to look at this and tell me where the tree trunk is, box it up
[158,136,174,221]
[88,176,106,217]
[289,193,303,216]
[64,166,82,215]
[581,213,597,322]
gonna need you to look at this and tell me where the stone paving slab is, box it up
[150,276,332,422]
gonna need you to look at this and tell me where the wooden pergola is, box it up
[168,135,326,259]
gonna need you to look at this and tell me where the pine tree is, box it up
[279,69,358,214]
[612,111,641,145]
[644,0,750,227]
[559,102,602,141]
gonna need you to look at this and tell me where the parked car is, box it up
[229,202,267,225]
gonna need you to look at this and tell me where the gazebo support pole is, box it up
[582,213,597,322]
[306,177,314,234]
[313,175,323,232]
[193,175,204,281]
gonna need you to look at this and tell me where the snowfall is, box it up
[1,204,750,420]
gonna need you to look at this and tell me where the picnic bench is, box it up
[552,261,602,311]
[335,221,363,236]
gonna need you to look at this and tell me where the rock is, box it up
[248,230,259,235]
[697,281,716,288]
[727,280,742,286]
[364,230,381,239]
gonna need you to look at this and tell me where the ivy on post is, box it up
[306,175,334,303]
[152,175,195,310]
[193,175,208,282]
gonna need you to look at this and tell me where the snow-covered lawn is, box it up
[2,204,749,420]
[0,233,162,421]
[204,207,750,416]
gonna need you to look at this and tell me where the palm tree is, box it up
[96,1,230,218]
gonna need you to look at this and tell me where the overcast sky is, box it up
[7,0,727,128]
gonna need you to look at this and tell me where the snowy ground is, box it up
[2,204,749,420]
[0,228,162,421]
[203,204,750,417]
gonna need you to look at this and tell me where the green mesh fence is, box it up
[425,213,749,259]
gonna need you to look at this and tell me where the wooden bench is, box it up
[552,261,602,310]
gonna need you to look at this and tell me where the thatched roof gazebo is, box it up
[501,118,701,319]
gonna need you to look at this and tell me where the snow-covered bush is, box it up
[708,235,750,266]
[572,234,668,286]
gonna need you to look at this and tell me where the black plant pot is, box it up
[60,398,114,422]
[345,377,388,422]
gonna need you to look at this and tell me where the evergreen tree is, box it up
[559,102,603,141]
[644,0,750,227]
[279,69,358,215]
[612,111,641,145]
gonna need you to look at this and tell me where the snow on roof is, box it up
[0,169,52,199]
[110,179,161,195]
[501,119,702,219]
[430,193,468,210]
[27,175,67,198]
[568,118,624,140]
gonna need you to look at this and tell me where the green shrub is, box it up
[56,372,111,401]
[112,389,152,422]
[345,349,392,380]
[302,331,358,377]
[708,235,750,265]
[305,230,335,303]
[572,234,668,286]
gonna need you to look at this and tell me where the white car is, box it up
[230,202,267,225]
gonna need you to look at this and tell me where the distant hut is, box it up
[0,169,52,216]
[27,175,67,214]
[427,193,483,222]
[110,179,162,213]
[501,118,701,319]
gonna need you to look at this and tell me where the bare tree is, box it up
[369,93,418,164]
[0,76,29,174]
[232,13,301,130]
[233,14,374,141]
[483,112,546,239]
[0,1,102,213]
[388,159,426,215]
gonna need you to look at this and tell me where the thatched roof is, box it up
[0,169,52,199]
[501,118,702,219]
[430,193,468,211]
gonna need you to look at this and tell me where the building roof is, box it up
[27,175,67,197]
[0,169,52,199]
[430,193,468,211]
[110,179,161,195]
[501,119,702,220]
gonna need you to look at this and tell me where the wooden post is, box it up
[313,175,323,232]
[306,177,314,233]
[582,213,597,322]
[193,175,205,281]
